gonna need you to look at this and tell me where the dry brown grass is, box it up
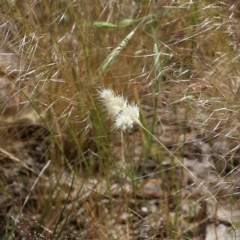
[1,0,240,239]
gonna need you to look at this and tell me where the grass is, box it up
[1,0,240,239]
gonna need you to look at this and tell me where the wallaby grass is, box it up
[1,0,240,239]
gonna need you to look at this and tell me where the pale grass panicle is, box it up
[99,88,140,131]
[114,104,140,131]
[99,88,126,118]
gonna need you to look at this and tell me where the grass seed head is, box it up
[99,88,140,131]
[99,88,116,102]
[99,88,127,118]
[114,104,140,131]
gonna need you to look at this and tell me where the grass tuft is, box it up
[1,1,240,239]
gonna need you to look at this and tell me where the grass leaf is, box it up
[97,25,138,75]
[92,21,118,28]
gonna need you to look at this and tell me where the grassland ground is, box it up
[1,1,240,239]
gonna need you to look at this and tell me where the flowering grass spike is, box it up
[99,88,140,131]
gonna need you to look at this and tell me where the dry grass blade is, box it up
[1,1,240,239]
[16,160,51,223]
[0,146,36,173]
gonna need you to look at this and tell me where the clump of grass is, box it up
[1,1,240,239]
[99,87,236,229]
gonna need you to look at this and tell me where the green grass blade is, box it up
[97,25,138,75]
[92,21,118,28]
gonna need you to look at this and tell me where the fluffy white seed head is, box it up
[107,96,127,117]
[114,104,140,131]
[99,88,116,103]
[99,88,126,118]
[99,88,140,131]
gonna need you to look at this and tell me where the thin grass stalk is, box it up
[0,147,36,174]
[16,160,51,224]
[11,87,79,179]
[52,173,75,238]
[137,121,236,230]
[141,23,164,169]
[121,130,125,166]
